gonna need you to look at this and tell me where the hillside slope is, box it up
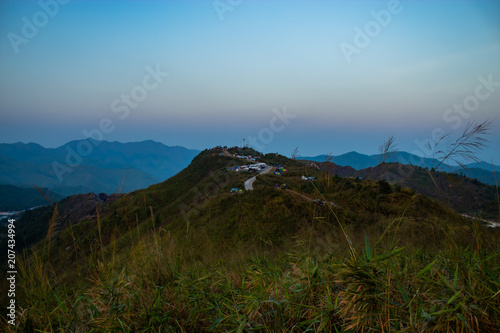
[3,148,499,331]
[318,161,499,219]
[9,147,497,274]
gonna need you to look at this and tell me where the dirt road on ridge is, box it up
[244,166,273,190]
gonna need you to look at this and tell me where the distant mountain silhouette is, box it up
[300,151,499,185]
[0,140,200,196]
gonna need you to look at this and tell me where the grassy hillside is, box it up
[318,161,499,219]
[0,192,125,261]
[2,148,499,331]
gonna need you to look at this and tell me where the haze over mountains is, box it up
[300,151,500,186]
[0,140,199,197]
[1,140,498,206]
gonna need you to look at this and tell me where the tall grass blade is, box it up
[364,234,373,261]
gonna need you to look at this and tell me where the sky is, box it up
[1,0,499,164]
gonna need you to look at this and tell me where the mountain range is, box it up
[1,141,498,210]
[1,146,499,331]
[300,151,499,185]
[7,146,499,254]
[0,140,200,197]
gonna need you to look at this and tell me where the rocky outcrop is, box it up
[53,192,124,230]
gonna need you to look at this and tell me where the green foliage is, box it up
[378,179,393,195]
[359,163,498,219]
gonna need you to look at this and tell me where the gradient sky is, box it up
[1,0,499,164]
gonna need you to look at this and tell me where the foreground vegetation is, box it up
[11,221,500,332]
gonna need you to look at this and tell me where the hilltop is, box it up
[2,147,499,331]
[12,146,497,257]
[316,161,499,219]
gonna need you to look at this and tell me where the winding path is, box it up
[244,166,273,190]
[460,214,500,228]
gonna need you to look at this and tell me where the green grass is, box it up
[10,229,500,332]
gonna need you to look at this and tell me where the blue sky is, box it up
[1,0,499,164]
